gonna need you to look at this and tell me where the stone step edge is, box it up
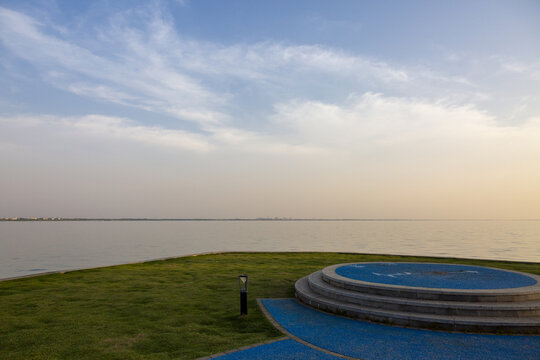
[296,276,540,334]
[308,271,540,316]
[300,276,540,324]
[321,265,540,302]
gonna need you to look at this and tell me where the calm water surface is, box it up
[0,220,539,279]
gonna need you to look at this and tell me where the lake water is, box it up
[0,220,539,280]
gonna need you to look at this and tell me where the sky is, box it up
[1,0,540,219]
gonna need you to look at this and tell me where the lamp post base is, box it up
[240,291,247,315]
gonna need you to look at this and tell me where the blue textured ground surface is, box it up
[262,299,540,360]
[335,262,537,289]
[213,339,341,359]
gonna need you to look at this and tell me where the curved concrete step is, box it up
[308,271,540,317]
[321,264,540,303]
[296,275,540,334]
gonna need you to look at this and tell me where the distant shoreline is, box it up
[2,218,540,222]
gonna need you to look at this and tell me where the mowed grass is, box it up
[0,252,539,360]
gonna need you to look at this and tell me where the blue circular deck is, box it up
[334,263,538,290]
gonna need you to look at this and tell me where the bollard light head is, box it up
[238,274,248,292]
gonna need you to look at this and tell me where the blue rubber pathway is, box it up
[335,263,537,289]
[213,339,342,360]
[261,299,540,360]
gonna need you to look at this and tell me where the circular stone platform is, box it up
[334,263,537,290]
[295,262,540,334]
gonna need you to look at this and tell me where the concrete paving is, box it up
[261,298,540,360]
[210,299,539,359]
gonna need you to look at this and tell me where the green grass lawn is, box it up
[1,252,539,360]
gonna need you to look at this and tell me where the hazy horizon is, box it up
[3,217,540,221]
[1,1,540,219]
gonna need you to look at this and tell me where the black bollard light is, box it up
[238,274,248,315]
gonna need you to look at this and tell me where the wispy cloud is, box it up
[0,113,324,155]
[65,115,216,151]
[0,4,472,128]
[0,6,226,125]
[497,58,540,80]
[0,114,215,151]
[1,3,538,157]
[272,93,540,161]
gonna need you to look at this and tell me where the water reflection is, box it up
[0,220,539,279]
